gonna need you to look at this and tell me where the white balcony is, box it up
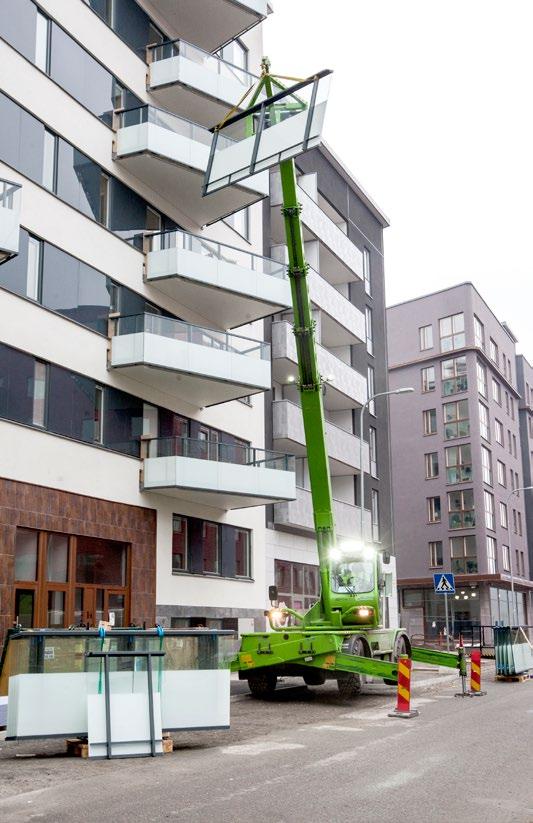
[272,400,369,476]
[147,39,260,126]
[0,180,21,264]
[142,438,295,510]
[142,0,267,52]
[114,106,268,226]
[274,487,372,541]
[308,267,364,346]
[270,175,363,285]
[110,313,271,407]
[145,230,291,329]
[271,321,367,410]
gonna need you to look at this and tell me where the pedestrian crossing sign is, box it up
[433,573,455,594]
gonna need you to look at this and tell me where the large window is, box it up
[445,444,472,483]
[439,313,465,352]
[429,541,443,568]
[484,491,495,530]
[476,361,487,398]
[443,399,469,440]
[275,559,319,612]
[486,536,497,574]
[441,356,467,396]
[371,490,380,541]
[450,535,478,574]
[479,402,490,441]
[419,324,433,351]
[369,427,377,477]
[497,459,506,486]
[481,445,492,485]
[363,247,371,295]
[489,338,499,365]
[448,489,475,529]
[499,502,508,529]
[421,366,435,393]
[423,408,437,435]
[474,315,485,350]
[502,544,510,571]
[365,306,374,355]
[427,496,441,523]
[495,418,504,445]
[172,515,252,580]
[425,451,439,479]
[367,366,375,415]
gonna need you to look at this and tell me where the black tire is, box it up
[383,633,411,685]
[248,671,277,698]
[337,635,367,698]
[303,670,326,687]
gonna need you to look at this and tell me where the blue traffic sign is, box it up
[433,573,455,594]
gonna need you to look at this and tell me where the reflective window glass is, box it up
[14,528,38,581]
[46,533,69,582]
[76,537,126,585]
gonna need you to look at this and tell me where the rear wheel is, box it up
[247,671,277,698]
[303,670,326,687]
[337,635,367,698]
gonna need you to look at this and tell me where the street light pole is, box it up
[506,485,533,626]
[358,387,414,543]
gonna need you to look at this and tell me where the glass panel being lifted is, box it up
[203,70,332,195]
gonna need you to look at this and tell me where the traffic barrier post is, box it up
[469,649,486,696]
[388,654,419,719]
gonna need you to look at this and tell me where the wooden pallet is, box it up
[66,738,89,758]
[495,672,532,683]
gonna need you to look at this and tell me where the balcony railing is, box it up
[0,179,22,263]
[115,313,269,361]
[0,179,20,210]
[146,436,294,472]
[147,38,259,90]
[116,105,230,148]
[145,229,286,279]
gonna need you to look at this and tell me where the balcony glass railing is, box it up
[116,104,233,149]
[147,38,259,90]
[115,312,270,360]
[148,436,294,471]
[146,228,286,279]
[0,179,21,210]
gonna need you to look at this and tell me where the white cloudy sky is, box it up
[264,1,533,355]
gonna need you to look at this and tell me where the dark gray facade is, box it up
[387,283,532,637]
[516,355,533,575]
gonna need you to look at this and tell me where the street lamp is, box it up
[506,485,533,626]
[358,387,414,543]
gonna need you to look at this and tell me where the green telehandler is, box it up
[204,60,465,698]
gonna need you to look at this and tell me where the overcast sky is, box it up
[264,1,533,356]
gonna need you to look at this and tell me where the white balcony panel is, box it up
[0,180,21,263]
[271,178,362,285]
[148,51,256,126]
[144,0,267,52]
[272,400,369,476]
[143,455,295,509]
[114,118,268,226]
[307,268,365,346]
[271,321,367,410]
[146,243,291,329]
[110,330,271,407]
[274,487,372,541]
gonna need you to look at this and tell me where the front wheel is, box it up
[383,633,411,685]
[248,671,277,698]
[337,635,367,698]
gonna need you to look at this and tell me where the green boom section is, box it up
[411,645,467,675]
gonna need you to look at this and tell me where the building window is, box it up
[474,315,485,350]
[512,433,517,458]
[419,325,433,351]
[218,38,249,71]
[202,522,220,574]
[363,247,371,295]
[32,361,47,427]
[275,559,319,612]
[425,452,439,479]
[497,460,506,486]
[486,536,497,574]
[42,129,57,191]
[492,378,501,405]
[479,402,490,441]
[429,541,443,568]
[99,173,110,227]
[499,502,508,529]
[427,496,441,523]
[423,408,437,435]
[172,515,187,572]
[518,510,522,536]
[371,489,380,541]
[509,396,515,420]
[365,306,373,355]
[507,429,512,455]
[445,444,472,483]
[484,490,495,530]
[481,445,492,485]
[489,338,498,365]
[450,535,478,574]
[441,356,467,396]
[26,235,43,301]
[94,385,104,444]
[448,489,475,529]
[369,426,377,477]
[35,9,51,74]
[367,366,375,415]
[495,418,504,445]
[224,206,249,240]
[502,544,510,572]
[421,366,435,393]
[443,399,469,440]
[15,528,39,582]
[476,361,487,398]
[439,313,465,352]
[234,529,251,578]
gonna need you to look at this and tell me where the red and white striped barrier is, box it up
[388,654,419,719]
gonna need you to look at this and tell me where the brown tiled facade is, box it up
[0,478,157,644]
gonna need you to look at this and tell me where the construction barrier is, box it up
[388,655,419,719]
[469,649,486,696]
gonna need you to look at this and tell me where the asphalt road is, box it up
[1,667,532,823]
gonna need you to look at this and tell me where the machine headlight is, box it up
[356,607,373,619]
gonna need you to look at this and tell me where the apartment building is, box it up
[387,283,531,638]
[263,145,393,611]
[0,0,302,642]
[516,355,533,577]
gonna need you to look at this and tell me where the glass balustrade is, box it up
[147,38,260,92]
[147,436,294,472]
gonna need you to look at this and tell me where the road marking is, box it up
[305,725,363,732]
[221,741,305,756]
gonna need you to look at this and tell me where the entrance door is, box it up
[74,587,105,626]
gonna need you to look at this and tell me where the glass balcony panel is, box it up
[0,179,22,262]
